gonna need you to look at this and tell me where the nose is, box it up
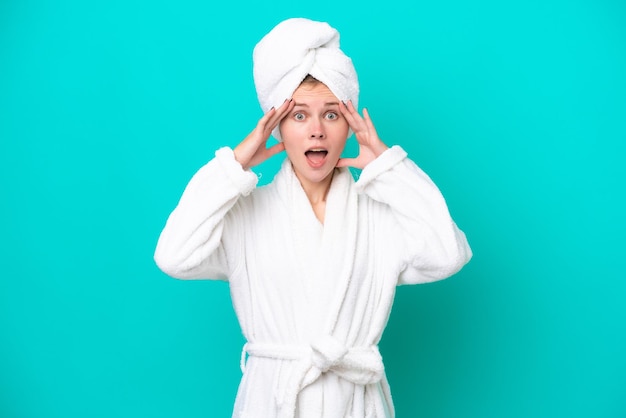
[310,132,325,139]
[309,119,325,139]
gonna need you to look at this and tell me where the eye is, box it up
[294,112,305,121]
[325,112,338,120]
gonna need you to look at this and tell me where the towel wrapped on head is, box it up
[253,18,360,141]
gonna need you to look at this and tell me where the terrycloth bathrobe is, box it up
[154,145,472,418]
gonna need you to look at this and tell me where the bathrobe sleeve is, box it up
[154,147,258,280]
[355,146,472,285]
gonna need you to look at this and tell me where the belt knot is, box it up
[310,335,348,372]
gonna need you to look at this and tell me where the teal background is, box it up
[1,0,625,417]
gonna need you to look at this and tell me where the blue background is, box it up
[1,0,625,417]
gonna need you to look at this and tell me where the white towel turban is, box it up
[253,18,360,141]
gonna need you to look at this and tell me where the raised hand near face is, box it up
[234,99,295,170]
[336,100,389,169]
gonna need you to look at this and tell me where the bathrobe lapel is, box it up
[272,160,362,416]
[274,160,358,336]
[317,166,358,335]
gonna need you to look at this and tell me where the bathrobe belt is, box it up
[241,335,384,418]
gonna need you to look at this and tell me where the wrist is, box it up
[371,141,389,158]
[233,145,250,171]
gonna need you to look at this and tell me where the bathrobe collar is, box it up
[274,158,359,335]
[266,159,379,416]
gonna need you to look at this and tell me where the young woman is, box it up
[155,18,472,418]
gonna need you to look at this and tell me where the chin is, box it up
[296,165,334,185]
[305,168,332,182]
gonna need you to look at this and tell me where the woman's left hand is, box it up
[336,100,388,169]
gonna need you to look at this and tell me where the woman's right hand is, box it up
[234,99,295,170]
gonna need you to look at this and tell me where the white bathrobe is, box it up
[154,145,472,418]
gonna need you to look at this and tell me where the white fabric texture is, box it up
[154,146,472,417]
[253,18,359,141]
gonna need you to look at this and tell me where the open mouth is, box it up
[304,149,328,167]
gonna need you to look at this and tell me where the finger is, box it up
[275,98,295,122]
[340,100,359,119]
[336,157,361,169]
[257,107,277,129]
[339,100,352,118]
[362,107,371,122]
[266,141,285,157]
[339,101,361,132]
[346,100,362,118]
[263,100,287,127]
[362,107,377,132]
[266,99,294,132]
[346,100,369,131]
[258,99,289,131]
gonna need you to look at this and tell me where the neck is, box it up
[296,169,335,206]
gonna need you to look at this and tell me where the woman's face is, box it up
[279,82,349,187]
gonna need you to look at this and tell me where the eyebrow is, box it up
[293,101,340,107]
